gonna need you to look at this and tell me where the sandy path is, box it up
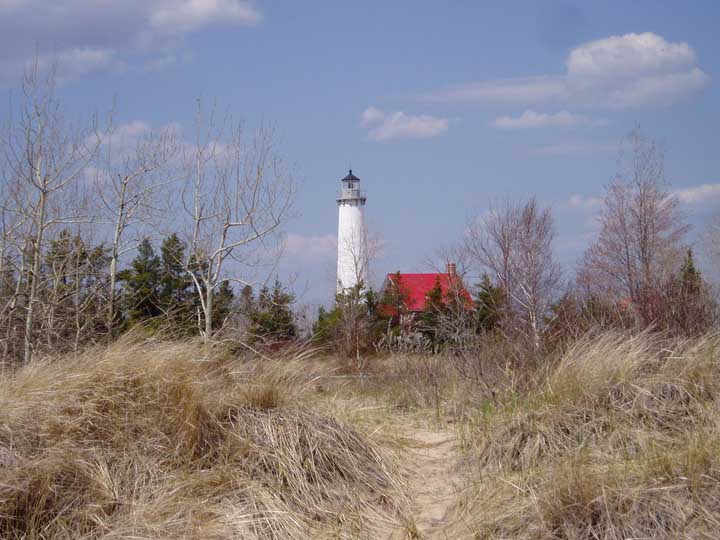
[390,427,462,539]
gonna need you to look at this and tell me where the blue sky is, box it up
[1,0,719,305]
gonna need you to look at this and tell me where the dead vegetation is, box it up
[3,333,720,539]
[453,333,720,539]
[0,338,405,539]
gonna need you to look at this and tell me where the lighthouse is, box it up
[336,169,367,292]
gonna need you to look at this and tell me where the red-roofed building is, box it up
[378,263,474,321]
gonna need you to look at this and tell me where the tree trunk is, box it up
[204,282,213,343]
[24,189,46,363]
[107,185,126,339]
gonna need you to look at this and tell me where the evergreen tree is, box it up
[312,305,332,343]
[158,234,196,331]
[43,229,110,345]
[474,274,504,332]
[249,278,296,344]
[680,248,701,293]
[118,238,162,325]
[419,277,446,345]
[212,280,235,331]
[333,281,375,363]
[379,271,407,327]
[239,285,255,316]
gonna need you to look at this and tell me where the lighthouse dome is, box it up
[341,169,361,183]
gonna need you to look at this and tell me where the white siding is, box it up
[337,201,366,291]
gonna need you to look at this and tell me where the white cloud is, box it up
[0,0,261,83]
[490,109,603,129]
[566,193,603,211]
[531,141,617,156]
[150,0,261,34]
[360,106,449,141]
[0,46,119,83]
[284,234,337,262]
[360,106,385,127]
[420,33,709,108]
[53,47,117,77]
[114,120,153,139]
[563,182,720,221]
[673,183,720,205]
[566,32,695,81]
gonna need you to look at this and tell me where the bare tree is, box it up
[339,225,382,289]
[467,196,561,350]
[702,213,720,278]
[428,243,474,279]
[0,172,28,358]
[2,64,106,361]
[333,227,382,366]
[94,124,177,336]
[577,130,690,302]
[181,106,294,343]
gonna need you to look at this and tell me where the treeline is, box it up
[0,227,298,360]
[0,66,294,362]
[312,275,505,363]
[313,130,718,363]
[1,67,717,364]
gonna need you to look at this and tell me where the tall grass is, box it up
[454,333,720,539]
[0,338,405,539]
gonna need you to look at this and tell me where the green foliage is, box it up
[312,305,341,344]
[248,278,297,344]
[118,238,162,326]
[118,235,229,336]
[158,234,196,331]
[43,229,110,340]
[334,282,376,361]
[681,248,701,292]
[473,274,504,333]
[419,277,446,344]
[378,271,407,327]
[311,283,383,360]
[212,280,235,330]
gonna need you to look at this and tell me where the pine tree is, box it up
[419,276,445,344]
[680,248,701,294]
[474,274,504,332]
[239,285,255,316]
[249,278,296,344]
[312,305,332,342]
[43,230,109,346]
[119,238,162,325]
[333,281,374,363]
[379,271,407,327]
[212,280,235,331]
[158,234,196,331]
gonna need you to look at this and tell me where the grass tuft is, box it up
[0,338,405,539]
[454,333,720,539]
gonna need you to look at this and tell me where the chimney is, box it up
[446,262,457,276]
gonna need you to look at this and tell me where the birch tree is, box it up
[577,130,689,302]
[467,196,561,350]
[94,124,177,336]
[2,64,105,361]
[0,172,27,358]
[181,107,294,343]
[334,228,382,364]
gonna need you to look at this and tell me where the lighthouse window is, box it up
[348,183,354,189]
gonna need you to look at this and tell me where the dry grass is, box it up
[0,337,406,539]
[6,332,720,539]
[453,333,720,539]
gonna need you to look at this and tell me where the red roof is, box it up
[380,272,474,313]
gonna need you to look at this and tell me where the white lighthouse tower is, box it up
[336,169,367,292]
